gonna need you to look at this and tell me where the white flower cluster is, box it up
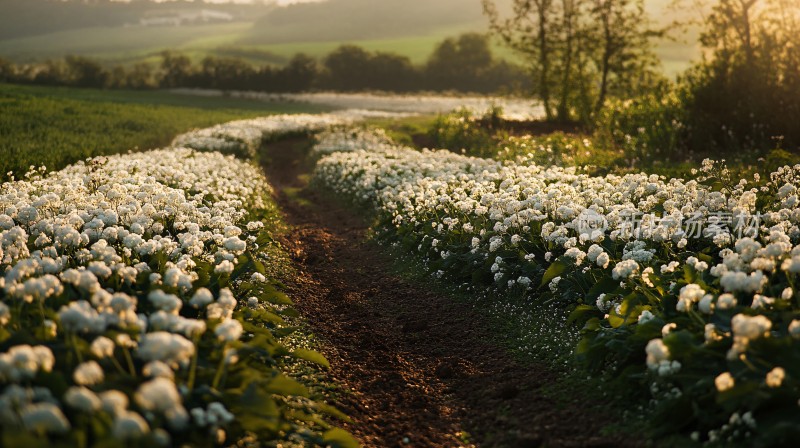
[172,113,355,158]
[0,134,280,439]
[310,127,800,436]
[311,127,397,157]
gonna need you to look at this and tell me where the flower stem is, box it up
[187,335,200,392]
[71,332,84,364]
[122,347,136,377]
[211,343,228,390]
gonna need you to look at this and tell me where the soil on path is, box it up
[261,138,636,448]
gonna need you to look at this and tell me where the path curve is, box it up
[261,137,633,448]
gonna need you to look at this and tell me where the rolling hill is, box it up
[0,0,699,76]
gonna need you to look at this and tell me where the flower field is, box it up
[0,115,361,447]
[311,127,800,444]
[7,104,800,445]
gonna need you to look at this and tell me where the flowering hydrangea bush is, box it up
[311,128,800,444]
[172,110,410,160]
[172,113,356,159]
[310,127,397,158]
[0,134,353,445]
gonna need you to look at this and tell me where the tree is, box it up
[198,57,257,90]
[483,0,661,121]
[367,52,418,92]
[159,51,194,89]
[64,55,109,88]
[126,63,157,90]
[277,54,318,92]
[321,45,419,92]
[425,33,495,92]
[0,58,14,83]
[321,45,373,91]
[681,0,800,150]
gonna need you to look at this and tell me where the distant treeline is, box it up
[0,34,531,95]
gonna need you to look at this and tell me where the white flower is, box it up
[715,372,735,392]
[720,271,766,293]
[596,252,610,269]
[789,320,800,338]
[148,290,183,315]
[660,261,679,274]
[134,377,183,413]
[638,310,655,324]
[42,319,57,338]
[143,361,174,380]
[137,332,195,369]
[100,390,129,416]
[645,339,670,368]
[587,244,604,263]
[223,237,246,253]
[698,295,714,314]
[564,248,586,265]
[215,319,243,343]
[64,386,101,412]
[641,267,655,287]
[751,294,775,309]
[728,313,773,359]
[716,293,737,310]
[20,403,71,434]
[677,284,705,312]
[612,260,639,280]
[704,323,723,343]
[766,367,786,388]
[731,314,772,339]
[74,361,105,386]
[214,260,235,275]
[0,302,10,325]
[190,288,214,308]
[90,336,115,359]
[113,411,150,440]
[548,276,561,293]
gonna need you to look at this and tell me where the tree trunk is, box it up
[558,0,574,121]
[538,4,554,120]
[595,2,612,114]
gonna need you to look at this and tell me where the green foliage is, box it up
[425,33,530,93]
[3,37,530,94]
[0,83,316,182]
[484,0,664,122]
[321,45,419,92]
[676,0,800,153]
[428,109,497,157]
[425,109,626,173]
[594,88,690,164]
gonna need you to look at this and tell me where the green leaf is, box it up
[2,432,46,448]
[316,403,351,422]
[322,428,360,448]
[567,304,596,325]
[540,259,568,287]
[586,276,619,299]
[293,348,330,369]
[264,374,309,397]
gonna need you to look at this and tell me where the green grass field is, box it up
[0,20,699,76]
[0,21,502,67]
[0,83,329,181]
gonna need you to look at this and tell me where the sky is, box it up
[107,0,325,4]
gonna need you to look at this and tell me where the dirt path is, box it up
[261,138,634,448]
